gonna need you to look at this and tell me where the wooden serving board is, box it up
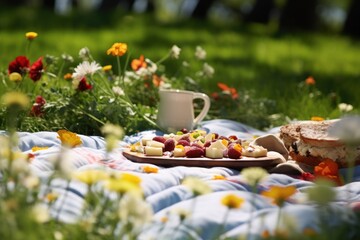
[122,150,281,170]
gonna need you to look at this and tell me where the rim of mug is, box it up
[159,89,197,95]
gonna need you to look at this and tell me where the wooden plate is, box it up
[122,150,281,170]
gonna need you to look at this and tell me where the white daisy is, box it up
[170,45,181,59]
[195,46,206,60]
[72,61,101,80]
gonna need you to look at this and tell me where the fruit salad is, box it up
[129,129,267,159]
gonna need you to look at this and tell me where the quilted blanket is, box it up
[4,119,360,239]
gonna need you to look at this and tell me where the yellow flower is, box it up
[261,185,296,206]
[1,91,30,109]
[106,43,128,56]
[31,146,49,152]
[104,173,142,194]
[221,193,244,209]
[241,167,269,187]
[311,116,324,121]
[72,169,109,185]
[45,192,59,203]
[57,130,82,147]
[25,31,38,40]
[9,72,22,82]
[102,65,112,72]
[142,165,158,173]
[212,175,226,180]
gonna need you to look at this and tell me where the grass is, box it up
[1,6,360,130]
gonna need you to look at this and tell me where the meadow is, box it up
[1,6,360,132]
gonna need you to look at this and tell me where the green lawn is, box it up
[1,7,360,131]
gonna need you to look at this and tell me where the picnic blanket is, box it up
[4,119,360,239]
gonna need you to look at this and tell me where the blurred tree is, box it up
[1,0,26,6]
[342,0,360,37]
[244,0,275,24]
[279,0,319,31]
[191,0,217,19]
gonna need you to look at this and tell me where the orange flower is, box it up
[106,43,128,57]
[217,82,238,99]
[305,76,315,85]
[102,65,112,72]
[63,73,73,80]
[152,74,163,87]
[57,130,82,147]
[261,185,296,206]
[314,159,342,186]
[142,165,158,173]
[311,116,324,121]
[131,55,147,71]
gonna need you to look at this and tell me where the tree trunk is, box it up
[279,0,319,31]
[245,0,276,24]
[343,0,360,38]
[191,0,216,19]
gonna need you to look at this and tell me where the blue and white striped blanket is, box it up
[7,119,360,239]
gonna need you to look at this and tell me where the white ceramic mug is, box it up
[157,89,211,132]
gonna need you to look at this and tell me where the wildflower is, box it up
[25,31,38,40]
[11,156,30,174]
[8,56,30,75]
[142,165,158,173]
[61,53,74,63]
[23,175,40,189]
[9,72,22,82]
[182,176,212,196]
[221,193,244,209]
[328,115,360,146]
[131,55,147,71]
[73,77,93,91]
[106,42,128,56]
[170,45,181,59]
[305,76,315,85]
[72,169,108,185]
[1,91,30,109]
[217,82,238,99]
[338,103,353,112]
[72,61,102,80]
[29,57,44,81]
[241,167,269,187]
[79,47,91,60]
[261,185,296,206]
[112,86,125,96]
[314,159,342,186]
[31,204,50,223]
[311,116,324,121]
[57,129,82,147]
[102,65,112,72]
[101,122,124,138]
[63,73,73,80]
[306,179,336,205]
[54,149,77,178]
[200,63,215,78]
[195,46,206,60]
[32,146,49,152]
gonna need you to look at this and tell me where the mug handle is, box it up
[193,92,211,126]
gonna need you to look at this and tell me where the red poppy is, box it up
[30,96,46,117]
[131,55,147,71]
[77,77,93,91]
[314,159,343,186]
[211,92,219,100]
[29,57,43,81]
[8,56,30,75]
